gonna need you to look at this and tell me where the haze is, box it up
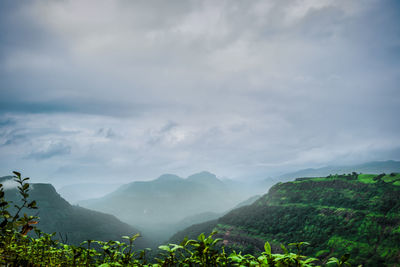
[1,0,399,186]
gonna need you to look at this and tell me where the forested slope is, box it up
[0,176,148,248]
[171,173,400,266]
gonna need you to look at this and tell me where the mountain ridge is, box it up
[79,171,253,245]
[170,172,400,266]
[0,176,148,248]
[278,160,400,180]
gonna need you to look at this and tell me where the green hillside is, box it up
[171,173,400,266]
[0,176,148,248]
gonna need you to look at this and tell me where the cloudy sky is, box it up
[0,0,399,186]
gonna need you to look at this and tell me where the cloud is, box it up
[2,179,18,190]
[0,0,399,185]
[27,142,71,160]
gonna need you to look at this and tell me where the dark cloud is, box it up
[97,128,116,139]
[0,118,16,127]
[0,0,399,185]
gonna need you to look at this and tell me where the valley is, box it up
[1,161,400,265]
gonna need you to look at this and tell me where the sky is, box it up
[0,0,399,186]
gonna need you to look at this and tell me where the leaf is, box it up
[327,257,340,264]
[170,244,183,252]
[212,238,223,246]
[198,233,205,242]
[28,200,37,208]
[304,257,318,263]
[185,240,199,247]
[280,243,288,254]
[264,241,271,255]
[130,233,140,241]
[158,245,170,252]
[229,255,242,262]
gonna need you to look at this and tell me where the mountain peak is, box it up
[187,171,216,179]
[186,171,223,185]
[155,174,182,182]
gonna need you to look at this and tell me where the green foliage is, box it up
[185,173,400,266]
[0,171,357,266]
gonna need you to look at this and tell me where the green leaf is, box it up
[327,257,339,264]
[304,257,318,263]
[130,233,140,241]
[264,241,271,255]
[198,233,205,242]
[158,245,170,252]
[280,243,288,254]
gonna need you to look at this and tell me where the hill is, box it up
[0,176,148,248]
[79,171,251,243]
[57,182,122,203]
[170,173,400,266]
[279,160,400,180]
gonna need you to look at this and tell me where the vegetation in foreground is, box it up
[0,172,356,266]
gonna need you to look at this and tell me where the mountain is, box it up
[79,171,252,244]
[279,160,400,180]
[80,171,249,225]
[0,176,148,248]
[170,173,400,266]
[58,182,122,203]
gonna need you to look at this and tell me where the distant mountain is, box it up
[171,172,400,266]
[279,160,400,180]
[79,171,252,244]
[58,182,122,203]
[80,171,248,225]
[0,176,148,248]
